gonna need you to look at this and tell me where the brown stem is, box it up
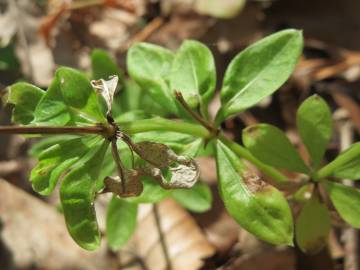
[153,204,172,270]
[0,125,107,135]
[174,91,218,136]
[111,139,126,193]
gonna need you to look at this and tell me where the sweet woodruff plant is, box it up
[1,29,360,254]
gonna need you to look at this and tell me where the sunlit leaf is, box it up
[216,29,303,123]
[60,140,109,250]
[31,135,101,195]
[216,140,294,245]
[170,40,216,109]
[127,43,177,114]
[33,67,106,125]
[4,82,44,124]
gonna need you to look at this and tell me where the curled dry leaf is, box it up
[133,141,184,168]
[91,75,119,115]
[104,170,143,197]
[138,160,199,189]
[120,199,215,270]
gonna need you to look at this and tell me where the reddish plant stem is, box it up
[0,125,107,135]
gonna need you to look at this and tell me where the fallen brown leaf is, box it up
[0,179,117,270]
[120,199,215,270]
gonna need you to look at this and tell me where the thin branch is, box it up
[174,91,218,135]
[111,139,126,193]
[153,204,172,270]
[0,125,107,135]
[122,17,164,51]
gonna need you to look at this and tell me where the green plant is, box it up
[3,29,357,254]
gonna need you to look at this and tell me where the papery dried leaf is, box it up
[91,75,119,115]
[120,199,215,270]
[104,169,143,197]
[168,162,199,188]
[138,159,199,189]
[134,141,189,168]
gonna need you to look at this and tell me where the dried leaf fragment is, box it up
[134,141,189,168]
[104,169,143,197]
[91,75,119,115]
[139,160,199,189]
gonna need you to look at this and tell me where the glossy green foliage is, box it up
[106,196,138,250]
[33,67,106,125]
[319,143,360,180]
[31,135,100,195]
[243,124,308,173]
[61,140,109,250]
[170,40,216,108]
[216,29,303,123]
[4,30,314,252]
[216,141,293,245]
[297,95,332,169]
[323,180,360,228]
[172,181,212,213]
[6,82,44,124]
[91,48,124,82]
[295,195,331,254]
[127,43,177,114]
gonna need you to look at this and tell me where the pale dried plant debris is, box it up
[104,171,143,198]
[91,75,119,115]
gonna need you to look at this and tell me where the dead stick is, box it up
[153,204,172,270]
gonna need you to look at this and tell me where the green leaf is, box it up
[106,196,137,250]
[297,95,332,169]
[91,48,124,82]
[170,40,216,109]
[5,82,44,124]
[318,143,360,180]
[172,181,212,213]
[295,194,331,254]
[243,124,309,174]
[33,67,106,125]
[216,140,294,245]
[30,136,101,195]
[216,29,303,123]
[113,79,167,118]
[125,177,171,204]
[29,135,80,157]
[127,43,177,114]
[323,180,360,228]
[60,140,109,250]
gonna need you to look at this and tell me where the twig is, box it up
[335,109,358,270]
[111,139,126,193]
[153,204,172,270]
[121,17,164,51]
[0,125,107,135]
[174,91,219,136]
